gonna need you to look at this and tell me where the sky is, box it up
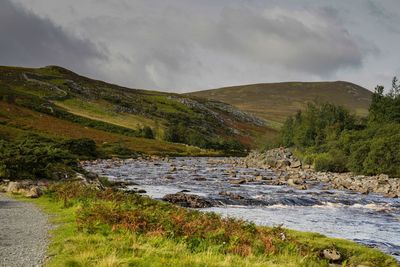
[1,0,400,93]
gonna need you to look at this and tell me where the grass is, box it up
[189,81,372,124]
[14,182,398,267]
[0,102,217,156]
[55,98,164,135]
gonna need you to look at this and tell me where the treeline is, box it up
[281,77,400,177]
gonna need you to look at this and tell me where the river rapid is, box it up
[83,157,400,260]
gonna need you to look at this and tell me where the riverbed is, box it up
[83,157,400,260]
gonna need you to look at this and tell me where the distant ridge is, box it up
[188,81,372,124]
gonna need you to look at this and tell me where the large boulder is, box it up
[162,192,214,208]
[322,249,341,261]
[25,186,43,198]
[6,182,22,193]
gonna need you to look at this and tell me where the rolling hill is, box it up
[188,81,372,127]
[0,66,274,155]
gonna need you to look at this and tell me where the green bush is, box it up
[313,151,347,173]
[0,137,78,180]
[61,138,97,158]
[362,134,400,176]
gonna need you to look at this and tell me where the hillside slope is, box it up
[189,81,372,125]
[0,66,273,154]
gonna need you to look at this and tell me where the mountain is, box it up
[188,81,372,127]
[0,66,273,155]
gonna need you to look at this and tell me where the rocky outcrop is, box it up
[222,148,400,198]
[162,192,214,208]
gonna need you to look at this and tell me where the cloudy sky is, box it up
[2,0,400,92]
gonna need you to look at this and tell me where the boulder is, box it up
[229,179,247,185]
[322,249,341,261]
[25,186,43,198]
[290,161,302,168]
[162,193,214,208]
[6,182,22,193]
[219,191,244,200]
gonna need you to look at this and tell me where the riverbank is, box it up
[3,181,398,266]
[220,148,400,198]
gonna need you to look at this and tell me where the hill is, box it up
[0,66,273,155]
[188,81,372,127]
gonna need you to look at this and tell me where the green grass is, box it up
[13,183,398,267]
[55,98,163,134]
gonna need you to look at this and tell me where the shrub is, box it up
[61,138,97,158]
[138,126,155,139]
[0,137,78,180]
[362,134,400,176]
[314,151,347,173]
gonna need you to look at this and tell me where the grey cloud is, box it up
[0,0,106,75]
[206,7,364,75]
[74,3,367,90]
[6,0,398,92]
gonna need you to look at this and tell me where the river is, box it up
[83,157,400,261]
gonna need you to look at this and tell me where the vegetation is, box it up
[281,77,400,177]
[16,182,397,266]
[0,136,79,180]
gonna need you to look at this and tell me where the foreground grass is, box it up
[19,183,397,267]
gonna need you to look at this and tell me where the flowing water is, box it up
[83,157,400,260]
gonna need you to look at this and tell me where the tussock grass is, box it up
[20,182,398,267]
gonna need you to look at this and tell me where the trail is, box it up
[0,193,51,267]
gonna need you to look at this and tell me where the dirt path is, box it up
[0,193,51,267]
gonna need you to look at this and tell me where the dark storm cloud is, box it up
[0,0,106,74]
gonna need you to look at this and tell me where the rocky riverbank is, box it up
[215,148,400,198]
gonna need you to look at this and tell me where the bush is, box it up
[362,134,400,176]
[314,151,347,173]
[0,137,78,180]
[61,138,97,158]
[138,126,155,139]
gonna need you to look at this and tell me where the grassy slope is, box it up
[0,65,271,150]
[0,102,212,156]
[189,81,372,126]
[13,185,397,267]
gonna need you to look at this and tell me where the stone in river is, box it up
[162,192,214,208]
[229,179,247,185]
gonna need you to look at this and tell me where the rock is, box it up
[25,186,42,198]
[290,161,302,168]
[229,179,247,185]
[169,166,177,172]
[277,160,291,169]
[193,177,206,181]
[255,175,264,181]
[162,193,214,208]
[7,182,22,193]
[219,191,244,200]
[179,189,191,193]
[137,189,147,194]
[164,175,175,180]
[322,249,341,261]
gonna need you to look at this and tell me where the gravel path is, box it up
[0,193,51,267]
